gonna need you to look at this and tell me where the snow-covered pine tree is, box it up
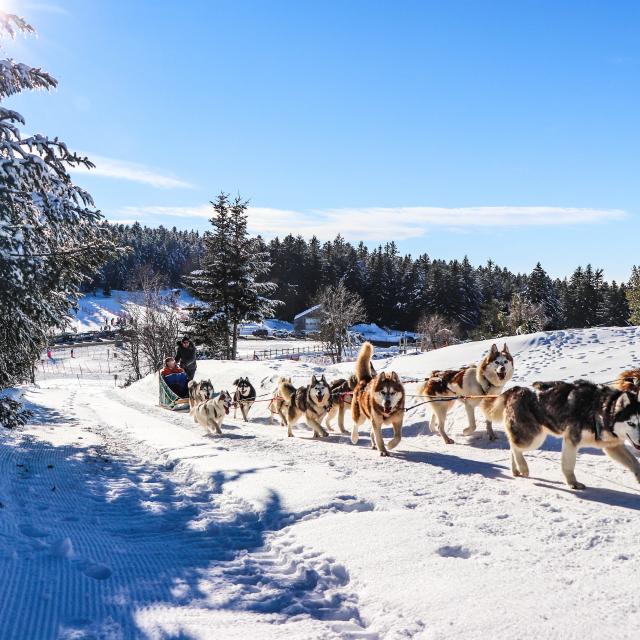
[185,193,280,360]
[626,266,640,325]
[525,262,559,328]
[0,12,115,427]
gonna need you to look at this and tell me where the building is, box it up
[293,304,322,333]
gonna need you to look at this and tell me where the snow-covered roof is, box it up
[293,304,321,320]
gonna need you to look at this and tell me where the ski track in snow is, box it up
[3,326,640,639]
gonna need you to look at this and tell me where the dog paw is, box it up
[488,433,497,441]
[379,449,389,457]
[570,481,586,490]
[444,437,455,445]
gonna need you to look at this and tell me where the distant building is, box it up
[293,304,322,333]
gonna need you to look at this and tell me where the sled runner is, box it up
[159,374,190,411]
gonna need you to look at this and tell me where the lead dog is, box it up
[192,390,233,436]
[233,377,256,421]
[188,379,215,415]
[418,343,513,443]
[279,375,332,438]
[486,380,640,489]
[614,369,640,393]
[351,342,405,456]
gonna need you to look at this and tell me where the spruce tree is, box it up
[526,262,559,327]
[185,193,280,359]
[626,266,640,325]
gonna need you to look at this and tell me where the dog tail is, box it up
[278,378,296,402]
[355,341,374,383]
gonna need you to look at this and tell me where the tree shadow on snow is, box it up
[1,402,368,639]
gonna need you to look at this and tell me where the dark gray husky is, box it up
[487,380,640,489]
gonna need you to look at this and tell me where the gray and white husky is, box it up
[418,343,514,443]
[279,375,332,438]
[188,379,215,414]
[487,380,640,489]
[192,390,233,436]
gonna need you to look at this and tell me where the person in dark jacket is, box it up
[175,335,197,381]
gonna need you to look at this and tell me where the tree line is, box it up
[96,220,636,338]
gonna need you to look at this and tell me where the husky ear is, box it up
[233,378,240,386]
[390,371,400,382]
[311,375,317,384]
[502,343,510,354]
[616,393,632,413]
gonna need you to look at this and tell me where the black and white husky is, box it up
[488,380,640,489]
[233,377,256,421]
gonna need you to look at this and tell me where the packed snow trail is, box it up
[4,326,640,638]
[0,383,379,639]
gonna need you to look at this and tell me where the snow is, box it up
[67,289,198,332]
[4,326,640,638]
[352,322,418,344]
[293,304,321,320]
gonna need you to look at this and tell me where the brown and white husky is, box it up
[351,342,405,457]
[418,343,514,443]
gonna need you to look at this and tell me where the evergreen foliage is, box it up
[185,193,280,359]
[0,12,114,426]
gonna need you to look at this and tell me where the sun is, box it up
[0,0,17,13]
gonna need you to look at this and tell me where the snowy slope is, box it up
[5,326,640,639]
[68,289,198,332]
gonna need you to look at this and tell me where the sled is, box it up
[159,374,190,411]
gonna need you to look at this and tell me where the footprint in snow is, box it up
[436,545,474,559]
[19,524,49,538]
[77,560,112,580]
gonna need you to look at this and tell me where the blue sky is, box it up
[3,0,640,280]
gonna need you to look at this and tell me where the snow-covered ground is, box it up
[4,326,640,638]
[68,289,198,332]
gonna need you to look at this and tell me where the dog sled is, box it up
[159,374,190,411]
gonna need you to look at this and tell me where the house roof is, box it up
[293,304,321,320]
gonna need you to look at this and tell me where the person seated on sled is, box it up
[160,357,188,398]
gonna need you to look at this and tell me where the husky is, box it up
[188,379,215,414]
[268,377,291,426]
[418,343,514,444]
[279,375,332,438]
[614,369,640,393]
[351,342,405,456]
[325,376,357,434]
[486,380,640,489]
[192,390,233,436]
[325,362,378,434]
[233,377,256,421]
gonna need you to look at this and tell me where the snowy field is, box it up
[4,326,640,638]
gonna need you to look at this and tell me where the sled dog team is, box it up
[186,341,640,491]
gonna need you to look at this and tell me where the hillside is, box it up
[5,326,640,639]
